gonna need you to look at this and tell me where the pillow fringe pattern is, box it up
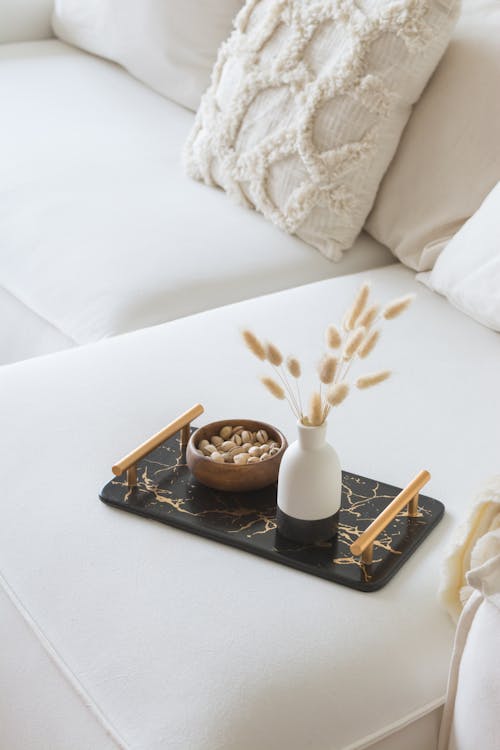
[184,0,459,261]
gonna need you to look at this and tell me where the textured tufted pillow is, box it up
[184,0,460,261]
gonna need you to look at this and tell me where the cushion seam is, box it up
[0,283,78,346]
[0,568,130,750]
[341,695,445,750]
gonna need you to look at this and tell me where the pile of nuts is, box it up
[197,425,281,465]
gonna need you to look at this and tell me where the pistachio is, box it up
[234,453,250,465]
[202,424,281,468]
[227,446,246,459]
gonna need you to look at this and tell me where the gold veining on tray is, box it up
[102,436,442,586]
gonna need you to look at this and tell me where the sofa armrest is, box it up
[0,0,54,44]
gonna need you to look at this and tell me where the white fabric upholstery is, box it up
[0,582,120,750]
[1,265,499,750]
[52,0,243,111]
[366,0,500,271]
[438,555,500,750]
[186,0,459,261]
[0,0,53,43]
[0,285,73,365]
[419,182,500,333]
[0,40,393,364]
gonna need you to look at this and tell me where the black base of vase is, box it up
[276,507,339,544]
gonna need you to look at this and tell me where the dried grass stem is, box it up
[242,329,266,360]
[356,370,392,389]
[345,283,370,330]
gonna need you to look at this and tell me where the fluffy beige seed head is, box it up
[286,356,301,378]
[326,324,342,349]
[308,391,324,426]
[356,370,392,389]
[358,329,380,359]
[326,382,349,407]
[358,304,379,329]
[383,295,415,320]
[261,376,286,400]
[318,354,338,384]
[345,282,370,331]
[242,329,266,360]
[265,341,283,367]
[343,326,366,360]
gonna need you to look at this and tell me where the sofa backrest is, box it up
[0,0,53,44]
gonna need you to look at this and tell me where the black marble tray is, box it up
[100,429,444,592]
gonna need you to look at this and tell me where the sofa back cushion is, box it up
[1,0,53,43]
[52,0,243,111]
[419,182,500,332]
[184,0,459,262]
[365,0,500,271]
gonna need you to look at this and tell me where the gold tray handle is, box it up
[112,403,204,486]
[350,469,431,564]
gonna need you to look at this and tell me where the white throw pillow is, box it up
[52,0,243,111]
[184,0,459,261]
[419,182,500,332]
[366,0,500,271]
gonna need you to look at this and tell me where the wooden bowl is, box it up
[186,419,287,492]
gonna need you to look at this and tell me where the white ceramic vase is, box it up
[276,421,342,544]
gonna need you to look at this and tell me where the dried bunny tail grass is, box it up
[286,356,301,378]
[383,294,415,320]
[318,354,338,384]
[358,329,380,359]
[358,304,379,329]
[356,370,392,389]
[309,391,324,426]
[342,326,366,360]
[265,341,283,367]
[344,282,370,330]
[326,324,342,349]
[261,376,286,400]
[242,329,266,360]
[326,382,349,407]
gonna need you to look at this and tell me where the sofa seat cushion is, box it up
[0,40,393,357]
[1,265,499,750]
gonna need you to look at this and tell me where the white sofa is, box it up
[1,2,499,750]
[0,3,393,366]
[2,265,500,750]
